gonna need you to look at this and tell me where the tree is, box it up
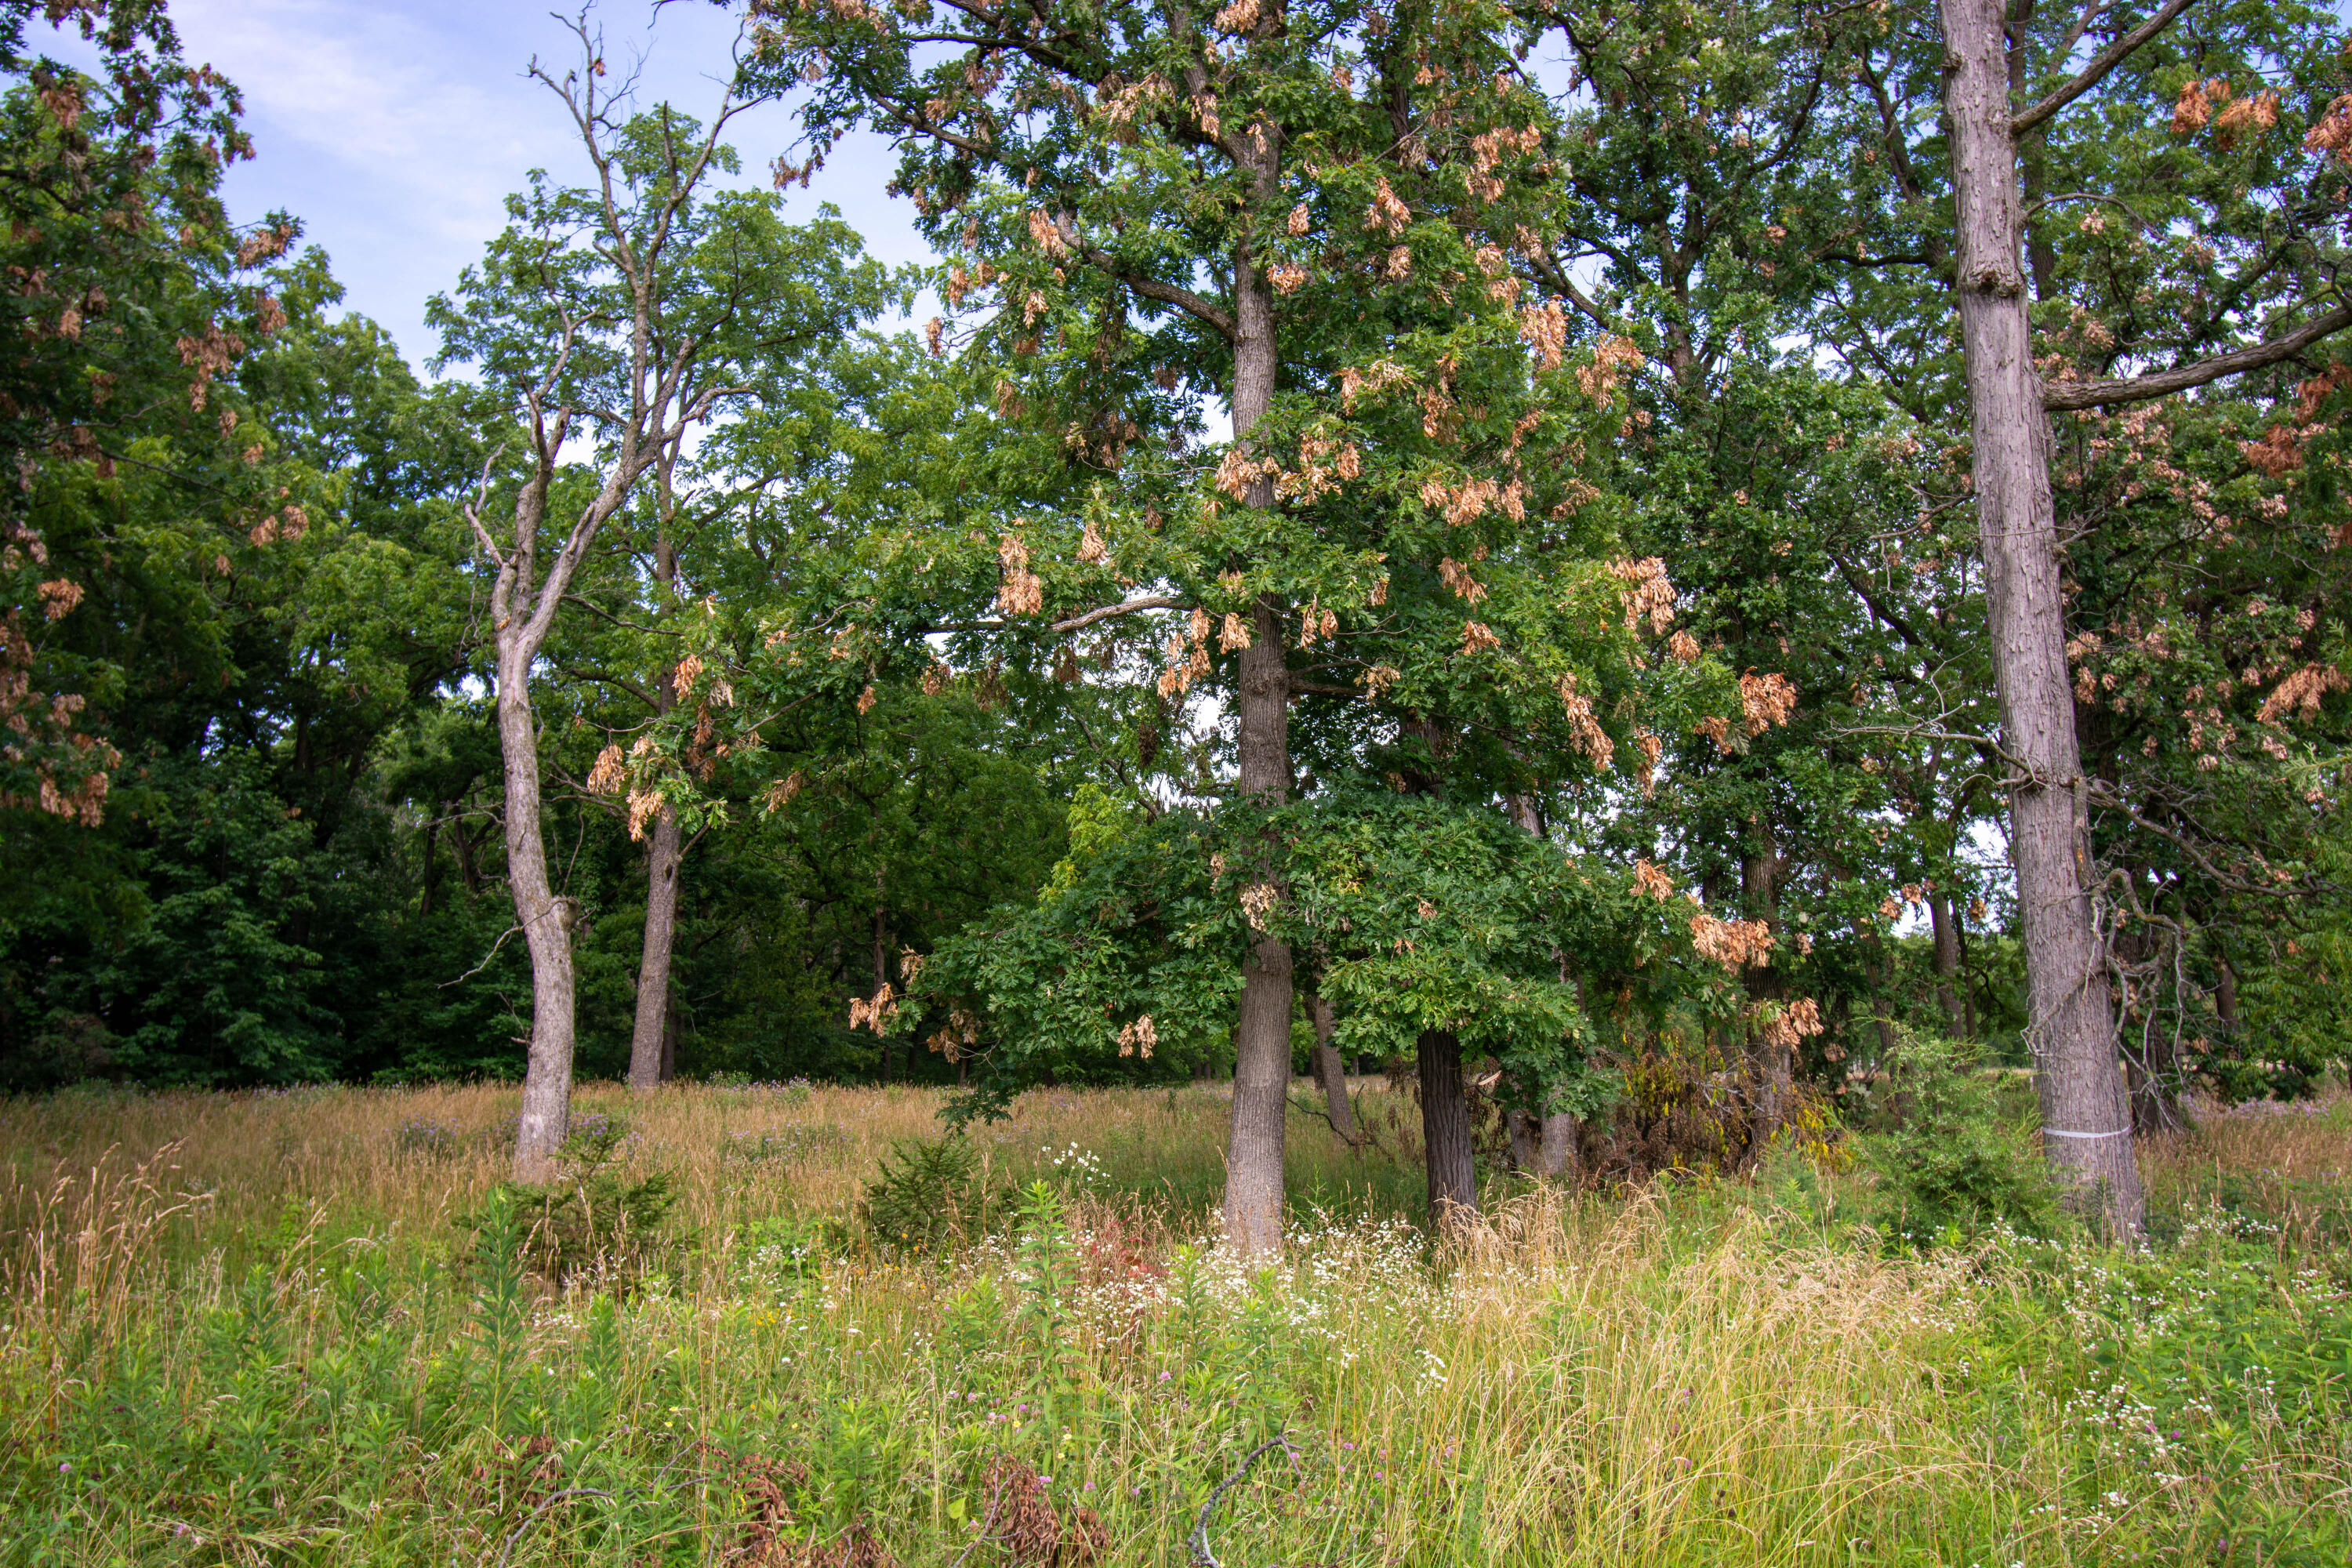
[562,201,895,1091]
[430,23,870,1181]
[750,0,1744,1246]
[2,0,285,829]
[1939,0,2352,1231]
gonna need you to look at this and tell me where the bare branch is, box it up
[2024,191,2158,232]
[1050,593,1186,633]
[459,445,510,566]
[2012,0,2198,139]
[2042,301,2352,410]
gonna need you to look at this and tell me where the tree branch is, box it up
[2012,0,2198,139]
[562,593,682,638]
[1078,247,1237,340]
[2042,302,2352,410]
[1050,593,1185,633]
[459,446,509,568]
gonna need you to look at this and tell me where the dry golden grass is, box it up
[0,1078,1428,1277]
[0,1083,2345,1566]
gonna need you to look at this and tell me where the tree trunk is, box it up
[1927,887,1964,1033]
[1509,1106,1579,1178]
[1541,1111,1578,1181]
[626,802,684,1091]
[872,902,892,1083]
[1307,991,1358,1145]
[1504,793,1541,837]
[2213,956,2238,1040]
[1743,822,1790,1135]
[502,637,575,1184]
[1507,1107,1539,1174]
[1955,897,1979,1039]
[1218,210,1296,1256]
[1942,0,2142,1233]
[419,818,439,918]
[1418,1029,1475,1231]
[629,520,684,1092]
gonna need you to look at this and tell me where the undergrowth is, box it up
[0,1080,2343,1565]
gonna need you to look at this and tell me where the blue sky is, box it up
[160,0,934,371]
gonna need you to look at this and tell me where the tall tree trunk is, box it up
[2213,956,2238,1041]
[626,803,684,1091]
[1942,0,2142,1232]
[419,818,439,918]
[1418,1029,1475,1232]
[1306,991,1358,1145]
[1955,897,1980,1039]
[872,901,893,1084]
[1927,887,1964,1032]
[1743,822,1790,1135]
[1219,220,1295,1256]
[502,638,575,1183]
[629,514,684,1092]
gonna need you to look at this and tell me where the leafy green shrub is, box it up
[860,1134,996,1255]
[467,1112,679,1285]
[1856,1029,2059,1246]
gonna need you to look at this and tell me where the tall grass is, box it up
[0,1082,2345,1565]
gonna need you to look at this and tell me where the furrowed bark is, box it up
[1417,1029,1475,1232]
[1942,0,2142,1233]
[1220,213,1295,1258]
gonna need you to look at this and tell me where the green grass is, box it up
[1,1082,2347,1565]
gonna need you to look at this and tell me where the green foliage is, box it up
[1857,1030,2060,1246]
[859,1133,995,1256]
[922,787,1742,1112]
[469,1113,678,1286]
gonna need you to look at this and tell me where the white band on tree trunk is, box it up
[2042,1127,2131,1138]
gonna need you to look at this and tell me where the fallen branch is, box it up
[491,1488,615,1568]
[1189,1432,1290,1568]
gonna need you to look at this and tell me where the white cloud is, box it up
[161,0,896,366]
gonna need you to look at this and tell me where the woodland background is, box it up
[3,0,2348,1137]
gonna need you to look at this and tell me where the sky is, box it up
[155,0,937,371]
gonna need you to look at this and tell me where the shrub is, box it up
[1856,1029,2060,1245]
[860,1134,994,1255]
[467,1112,679,1285]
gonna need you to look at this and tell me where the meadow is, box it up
[2,1080,2347,1566]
